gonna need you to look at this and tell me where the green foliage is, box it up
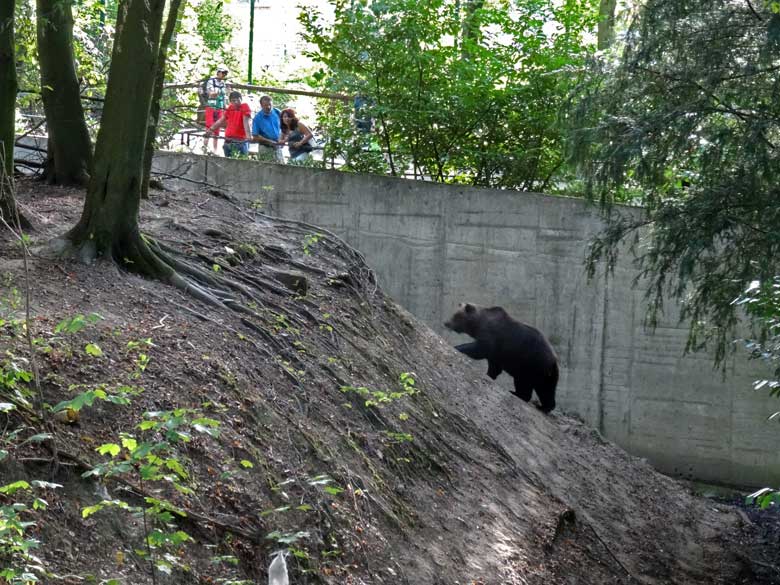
[51,383,136,413]
[569,0,780,371]
[383,430,413,444]
[340,371,418,408]
[83,408,221,579]
[194,0,234,52]
[0,480,62,585]
[84,342,103,357]
[750,490,780,509]
[735,278,780,411]
[341,373,419,450]
[301,0,599,189]
[16,0,116,137]
[53,313,103,335]
[301,233,323,256]
[14,1,40,115]
[71,0,119,91]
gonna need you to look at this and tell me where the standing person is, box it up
[251,95,284,163]
[206,91,252,158]
[280,108,314,162]
[203,65,229,151]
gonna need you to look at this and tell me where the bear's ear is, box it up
[464,303,476,314]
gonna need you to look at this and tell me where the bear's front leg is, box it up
[455,342,488,360]
[487,359,503,380]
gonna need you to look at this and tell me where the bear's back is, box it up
[479,306,557,368]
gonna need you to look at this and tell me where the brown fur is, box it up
[445,302,558,412]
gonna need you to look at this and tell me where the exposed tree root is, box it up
[53,199,382,426]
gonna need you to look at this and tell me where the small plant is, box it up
[83,409,221,579]
[0,274,22,318]
[53,313,103,336]
[383,430,414,444]
[279,359,306,379]
[319,313,333,334]
[341,373,419,447]
[0,479,62,585]
[51,383,139,415]
[272,312,299,335]
[399,372,416,394]
[301,233,323,256]
[746,488,780,509]
[234,242,257,258]
[340,372,417,408]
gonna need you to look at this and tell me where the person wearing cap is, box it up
[204,66,230,151]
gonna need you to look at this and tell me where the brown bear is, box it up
[444,302,559,413]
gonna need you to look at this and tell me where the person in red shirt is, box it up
[207,91,252,158]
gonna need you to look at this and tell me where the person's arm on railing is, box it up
[206,112,227,135]
[290,121,313,149]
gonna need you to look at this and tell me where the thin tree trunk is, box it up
[36,0,93,186]
[141,0,184,200]
[373,75,396,176]
[597,0,618,50]
[461,0,484,59]
[0,0,28,229]
[66,0,167,270]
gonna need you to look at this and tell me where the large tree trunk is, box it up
[597,0,618,50]
[62,0,237,310]
[66,0,167,270]
[0,0,28,229]
[141,0,184,200]
[37,0,93,186]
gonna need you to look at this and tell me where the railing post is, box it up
[248,0,255,84]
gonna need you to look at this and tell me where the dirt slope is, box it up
[0,178,774,584]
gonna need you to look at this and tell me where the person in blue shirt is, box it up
[251,95,284,163]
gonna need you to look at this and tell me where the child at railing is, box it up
[203,65,230,152]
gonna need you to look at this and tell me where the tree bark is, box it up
[37,0,93,186]
[141,0,184,200]
[66,0,167,269]
[0,0,28,229]
[597,0,618,50]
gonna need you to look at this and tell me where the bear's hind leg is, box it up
[487,359,503,380]
[534,380,556,413]
[512,377,533,402]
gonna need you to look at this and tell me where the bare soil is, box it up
[0,177,777,585]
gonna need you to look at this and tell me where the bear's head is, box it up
[444,302,480,336]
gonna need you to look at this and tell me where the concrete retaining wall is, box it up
[153,151,780,487]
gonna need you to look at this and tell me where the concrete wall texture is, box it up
[154,152,780,487]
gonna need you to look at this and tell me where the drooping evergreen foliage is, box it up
[301,0,600,190]
[570,0,780,372]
